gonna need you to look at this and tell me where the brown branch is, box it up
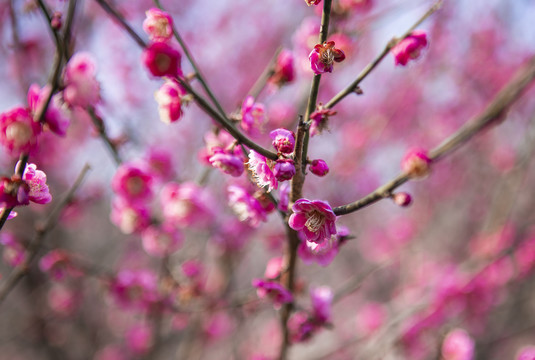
[87,107,123,165]
[324,0,443,110]
[0,164,91,305]
[333,54,535,216]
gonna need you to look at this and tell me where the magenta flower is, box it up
[160,182,213,227]
[110,197,151,234]
[22,162,52,204]
[144,147,175,182]
[309,159,329,177]
[401,147,432,179]
[0,106,41,155]
[441,328,475,360]
[143,8,173,42]
[110,269,161,310]
[126,324,153,355]
[309,106,336,137]
[517,346,535,360]
[310,286,333,324]
[391,30,428,66]
[227,185,269,228]
[309,41,345,75]
[154,79,187,124]
[270,128,295,154]
[298,226,348,266]
[0,177,29,208]
[288,312,315,343]
[142,41,182,78]
[240,96,267,135]
[289,198,337,243]
[63,52,101,108]
[305,0,321,5]
[27,84,69,136]
[269,49,295,87]
[209,148,245,177]
[273,159,295,182]
[141,224,183,258]
[39,249,82,281]
[111,163,153,204]
[252,278,293,309]
[248,150,278,192]
[0,232,26,267]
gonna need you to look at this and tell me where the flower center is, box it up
[6,122,32,147]
[155,53,171,72]
[305,210,325,233]
[126,176,144,196]
[320,49,334,66]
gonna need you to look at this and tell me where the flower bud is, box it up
[274,159,296,182]
[392,192,412,207]
[401,148,431,179]
[309,159,329,176]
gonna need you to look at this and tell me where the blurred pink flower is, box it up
[160,182,213,227]
[63,52,100,108]
[241,96,267,135]
[252,278,293,309]
[110,197,151,234]
[309,106,336,137]
[126,323,153,355]
[228,185,270,228]
[268,49,295,87]
[142,41,182,78]
[310,286,333,323]
[442,328,475,360]
[401,147,431,179]
[392,30,428,66]
[154,79,187,124]
[27,84,70,136]
[141,224,183,258]
[0,232,26,267]
[110,269,161,310]
[0,106,41,155]
[209,148,245,177]
[143,8,173,42]
[111,163,153,204]
[39,249,82,281]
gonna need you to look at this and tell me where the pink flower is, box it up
[309,106,336,137]
[144,147,175,182]
[305,0,321,5]
[273,159,295,182]
[270,128,295,154]
[110,269,161,310]
[391,30,428,66]
[339,0,373,12]
[310,286,333,323]
[110,197,151,234]
[264,257,283,279]
[0,232,26,267]
[39,249,82,281]
[289,198,337,244]
[209,148,245,177]
[160,182,213,227]
[126,324,153,355]
[47,283,79,316]
[142,41,182,78]
[355,302,386,336]
[442,329,475,360]
[154,79,187,124]
[401,147,432,178]
[0,106,41,155]
[309,159,329,176]
[517,346,535,360]
[0,176,29,208]
[248,150,278,192]
[182,259,203,278]
[141,224,183,258]
[111,163,153,204]
[63,52,100,108]
[269,49,295,87]
[309,41,345,75]
[241,96,267,135]
[288,312,315,343]
[252,278,293,309]
[27,84,69,136]
[143,8,173,42]
[22,162,52,204]
[298,226,348,266]
[227,185,270,228]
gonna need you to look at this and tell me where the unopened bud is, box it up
[392,192,412,207]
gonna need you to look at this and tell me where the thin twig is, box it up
[0,164,92,305]
[324,0,443,110]
[333,54,535,216]
[87,107,123,165]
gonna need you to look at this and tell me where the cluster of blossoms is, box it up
[288,286,333,343]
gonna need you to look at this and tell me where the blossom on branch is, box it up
[154,79,188,124]
[142,42,183,78]
[268,49,295,87]
[270,128,295,154]
[401,147,432,179]
[143,8,173,42]
[248,150,278,192]
[241,96,267,135]
[63,52,101,108]
[252,278,293,309]
[0,106,41,155]
[289,198,337,244]
[22,162,52,204]
[27,84,70,136]
[309,41,345,75]
[391,30,428,66]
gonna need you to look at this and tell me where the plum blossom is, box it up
[309,159,329,176]
[63,52,100,108]
[0,106,41,155]
[273,159,295,182]
[401,147,432,179]
[227,185,272,228]
[0,176,29,208]
[142,41,182,78]
[110,269,161,310]
[305,0,321,5]
[270,128,295,154]
[27,83,69,136]
[309,41,345,75]
[311,286,333,323]
[143,8,173,42]
[160,182,213,227]
[391,30,428,66]
[126,324,153,355]
[442,328,475,360]
[248,150,278,192]
[0,232,26,267]
[209,148,245,177]
[22,162,52,204]
[268,49,295,87]
[154,79,188,124]
[39,249,82,281]
[289,198,337,244]
[298,226,349,266]
[309,106,336,137]
[241,96,267,135]
[141,224,183,258]
[111,163,153,204]
[110,197,151,234]
[252,278,293,309]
